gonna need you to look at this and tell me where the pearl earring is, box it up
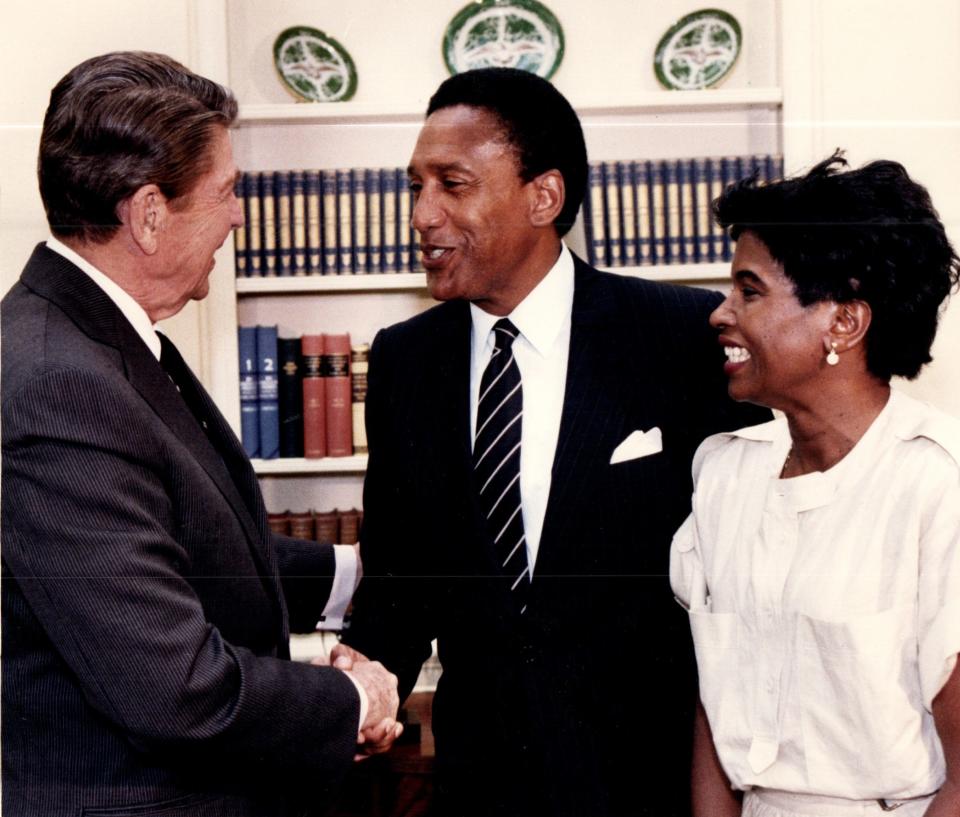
[826,342,839,366]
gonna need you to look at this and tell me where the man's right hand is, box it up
[315,643,403,755]
[345,658,400,733]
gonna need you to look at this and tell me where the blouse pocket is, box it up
[689,608,740,739]
[794,604,929,795]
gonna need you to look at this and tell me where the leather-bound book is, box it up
[314,510,339,545]
[301,334,326,458]
[267,510,291,536]
[322,333,352,457]
[288,510,315,541]
[338,508,360,545]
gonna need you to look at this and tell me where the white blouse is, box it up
[670,389,960,801]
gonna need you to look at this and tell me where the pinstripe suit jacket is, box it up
[345,254,768,817]
[1,245,360,817]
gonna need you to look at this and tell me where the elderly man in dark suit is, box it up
[336,68,768,817]
[1,51,400,817]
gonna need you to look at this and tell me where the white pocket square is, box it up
[609,427,663,464]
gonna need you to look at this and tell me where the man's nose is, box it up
[411,187,443,232]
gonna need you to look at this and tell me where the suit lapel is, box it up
[434,302,473,464]
[536,261,633,574]
[20,246,276,584]
[125,337,276,574]
[423,303,505,575]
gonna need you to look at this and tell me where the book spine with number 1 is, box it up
[238,326,259,457]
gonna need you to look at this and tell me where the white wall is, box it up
[782,0,960,414]
[0,0,206,371]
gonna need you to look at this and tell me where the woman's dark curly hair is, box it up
[714,151,959,380]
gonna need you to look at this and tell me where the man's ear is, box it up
[529,169,564,228]
[119,184,165,255]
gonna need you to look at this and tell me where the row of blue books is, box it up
[234,168,420,277]
[238,325,282,458]
[582,154,784,268]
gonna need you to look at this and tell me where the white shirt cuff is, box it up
[341,668,369,734]
[319,544,360,630]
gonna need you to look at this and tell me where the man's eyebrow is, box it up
[407,161,472,176]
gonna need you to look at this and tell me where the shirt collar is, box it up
[46,236,162,360]
[469,243,574,356]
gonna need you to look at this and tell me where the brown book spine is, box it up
[267,510,291,536]
[338,508,360,545]
[322,333,352,457]
[351,343,369,455]
[288,510,315,540]
[314,510,340,544]
[301,334,327,458]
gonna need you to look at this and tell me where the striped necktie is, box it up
[473,318,530,613]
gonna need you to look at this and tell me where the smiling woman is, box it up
[670,153,960,817]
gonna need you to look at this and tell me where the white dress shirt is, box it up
[469,244,574,572]
[44,238,359,639]
[670,389,960,801]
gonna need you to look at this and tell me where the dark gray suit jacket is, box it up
[1,245,360,817]
[345,255,768,817]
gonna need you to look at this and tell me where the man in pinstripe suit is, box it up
[1,51,399,817]
[339,68,768,816]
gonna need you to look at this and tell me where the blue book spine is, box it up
[764,153,783,184]
[636,161,652,265]
[619,162,638,267]
[602,161,622,267]
[260,172,277,277]
[336,169,353,274]
[734,156,746,184]
[256,325,280,459]
[678,159,695,264]
[650,161,667,265]
[381,168,398,273]
[663,160,680,264]
[351,168,368,274]
[585,163,606,267]
[706,158,723,263]
[233,175,248,278]
[290,170,307,275]
[366,168,382,274]
[238,326,259,457]
[718,158,735,261]
[244,172,263,276]
[305,170,322,275]
[692,158,712,264]
[276,171,292,276]
[321,170,338,275]
[396,168,412,272]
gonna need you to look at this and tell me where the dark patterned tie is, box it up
[157,332,212,435]
[473,319,530,613]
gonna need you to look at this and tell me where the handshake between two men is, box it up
[314,643,404,758]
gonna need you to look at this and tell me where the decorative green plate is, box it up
[443,0,565,80]
[273,26,358,102]
[654,9,741,90]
